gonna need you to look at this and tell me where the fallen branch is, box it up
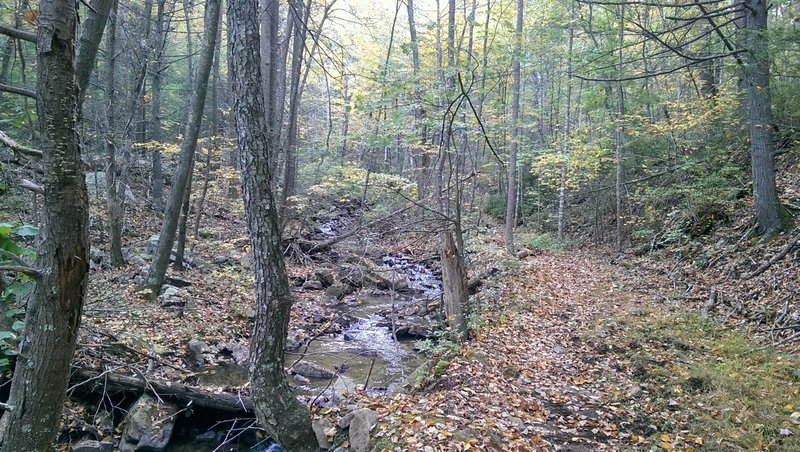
[19,178,44,194]
[0,130,43,158]
[69,368,254,414]
[742,228,800,280]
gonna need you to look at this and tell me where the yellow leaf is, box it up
[659,441,673,450]
[693,436,704,445]
[659,433,671,442]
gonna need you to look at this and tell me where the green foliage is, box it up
[0,223,37,372]
[482,192,507,220]
[305,164,416,211]
[520,232,571,250]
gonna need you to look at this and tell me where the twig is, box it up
[0,129,42,158]
[742,228,800,280]
[363,356,376,391]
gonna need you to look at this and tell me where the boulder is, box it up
[348,408,379,452]
[312,418,334,449]
[302,280,324,290]
[222,342,250,366]
[289,361,336,379]
[325,283,354,301]
[118,394,179,451]
[187,339,209,367]
[332,376,358,403]
[71,440,114,452]
[394,322,433,339]
[315,268,336,287]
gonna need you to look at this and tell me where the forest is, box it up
[0,0,798,449]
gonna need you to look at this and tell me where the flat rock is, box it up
[71,440,114,452]
[348,408,379,452]
[312,418,333,449]
[119,393,179,451]
[289,361,336,379]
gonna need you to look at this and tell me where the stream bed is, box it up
[287,254,442,400]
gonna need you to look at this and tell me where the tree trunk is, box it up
[150,0,168,212]
[0,0,89,448]
[441,231,468,336]
[744,0,783,237]
[557,0,574,240]
[280,0,312,217]
[174,155,195,271]
[615,5,625,253]
[504,0,522,254]
[144,0,220,295]
[105,0,125,268]
[407,0,427,200]
[193,145,212,240]
[75,0,114,109]
[227,0,317,448]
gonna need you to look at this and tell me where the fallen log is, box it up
[69,368,253,415]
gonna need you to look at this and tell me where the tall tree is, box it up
[227,0,317,448]
[504,0,523,254]
[614,4,625,253]
[144,0,221,295]
[743,0,784,237]
[104,0,125,267]
[149,0,170,212]
[557,0,575,240]
[0,0,89,448]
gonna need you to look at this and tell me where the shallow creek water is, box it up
[288,255,442,398]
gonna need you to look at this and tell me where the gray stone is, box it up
[290,361,336,379]
[223,342,250,366]
[187,339,209,366]
[161,285,180,297]
[348,408,379,452]
[302,280,324,290]
[332,376,358,402]
[71,440,114,452]
[293,374,311,385]
[325,283,354,301]
[130,255,147,266]
[119,393,179,451]
[195,431,216,442]
[315,268,336,287]
[312,418,333,449]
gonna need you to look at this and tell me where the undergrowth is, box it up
[614,309,800,450]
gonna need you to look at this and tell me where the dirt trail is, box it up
[373,250,648,450]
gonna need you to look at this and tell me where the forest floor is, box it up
[365,247,800,451]
[22,172,795,451]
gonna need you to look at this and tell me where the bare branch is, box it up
[19,179,44,194]
[0,249,33,268]
[0,130,43,158]
[0,24,36,43]
[0,83,37,99]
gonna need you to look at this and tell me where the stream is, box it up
[287,254,442,399]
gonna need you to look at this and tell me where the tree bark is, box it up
[615,5,625,253]
[149,0,169,213]
[557,0,575,240]
[75,0,114,109]
[504,0,522,254]
[227,0,317,448]
[144,0,221,295]
[104,0,125,267]
[0,0,89,448]
[744,0,783,237]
